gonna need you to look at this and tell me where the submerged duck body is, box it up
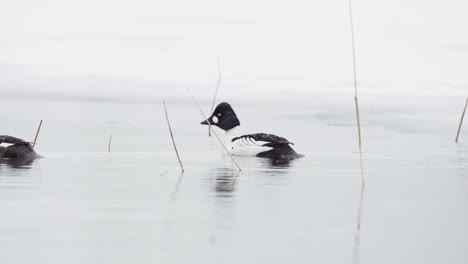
[0,135,40,164]
[201,102,303,162]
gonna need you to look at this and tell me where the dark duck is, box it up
[0,135,41,164]
[201,102,303,163]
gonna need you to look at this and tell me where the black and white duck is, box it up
[200,102,303,162]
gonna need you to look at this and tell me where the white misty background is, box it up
[0,0,467,102]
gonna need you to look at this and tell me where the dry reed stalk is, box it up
[455,96,468,143]
[348,0,365,185]
[349,3,366,262]
[32,120,43,149]
[209,56,222,137]
[163,100,185,173]
[108,134,112,152]
[186,88,242,171]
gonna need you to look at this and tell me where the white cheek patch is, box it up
[212,116,219,124]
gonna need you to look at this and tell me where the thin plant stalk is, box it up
[108,134,112,152]
[186,88,242,171]
[209,56,222,137]
[349,3,365,263]
[455,96,468,143]
[32,119,43,149]
[163,100,185,173]
[349,0,365,185]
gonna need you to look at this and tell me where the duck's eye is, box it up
[217,113,222,117]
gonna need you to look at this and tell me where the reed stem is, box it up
[455,96,468,143]
[209,56,222,137]
[349,0,365,185]
[163,100,185,173]
[32,120,43,149]
[108,134,112,152]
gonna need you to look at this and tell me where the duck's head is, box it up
[201,102,240,131]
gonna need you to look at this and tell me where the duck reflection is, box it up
[256,156,299,178]
[0,152,36,169]
[208,153,300,195]
[262,156,294,168]
[2,159,35,169]
[209,167,239,196]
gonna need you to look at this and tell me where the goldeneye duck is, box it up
[0,135,40,164]
[200,102,303,162]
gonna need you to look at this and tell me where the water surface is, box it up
[0,97,467,263]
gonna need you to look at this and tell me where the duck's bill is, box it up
[200,119,210,125]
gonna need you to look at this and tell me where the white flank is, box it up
[223,126,273,156]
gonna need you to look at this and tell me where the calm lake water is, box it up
[1,0,467,262]
[0,94,467,264]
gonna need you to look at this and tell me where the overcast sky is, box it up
[0,0,467,100]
